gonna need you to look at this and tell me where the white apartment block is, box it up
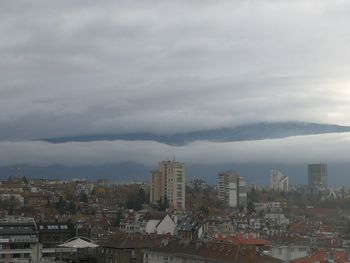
[270,170,289,192]
[218,171,247,209]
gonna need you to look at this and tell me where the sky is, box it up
[1,1,350,168]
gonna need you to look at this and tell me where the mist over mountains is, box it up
[1,162,350,187]
[1,122,350,186]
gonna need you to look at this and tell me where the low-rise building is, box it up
[177,218,206,240]
[271,244,309,262]
[144,240,282,263]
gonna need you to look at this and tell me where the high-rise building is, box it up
[218,171,247,209]
[150,160,186,210]
[308,164,327,188]
[270,170,289,192]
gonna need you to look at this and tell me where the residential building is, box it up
[150,161,186,210]
[37,222,76,261]
[218,171,247,208]
[207,218,234,237]
[308,164,327,188]
[254,202,283,212]
[291,250,350,263]
[177,217,206,240]
[120,211,176,235]
[265,213,290,226]
[271,245,309,262]
[270,170,289,192]
[144,213,176,235]
[0,216,40,263]
[144,240,282,263]
[150,171,162,207]
[97,233,163,263]
[0,193,24,206]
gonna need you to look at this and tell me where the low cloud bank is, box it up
[0,132,349,166]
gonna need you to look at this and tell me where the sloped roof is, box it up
[148,240,281,263]
[99,233,162,249]
[291,251,350,263]
[215,233,270,246]
[58,238,99,248]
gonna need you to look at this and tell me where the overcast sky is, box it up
[1,1,350,167]
[1,0,350,139]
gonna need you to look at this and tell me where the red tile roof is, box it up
[291,251,350,263]
[215,233,270,246]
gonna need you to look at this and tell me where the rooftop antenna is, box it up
[12,164,21,178]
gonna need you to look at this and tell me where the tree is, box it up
[125,188,145,211]
[55,197,77,215]
[112,209,123,227]
[136,188,146,205]
[22,176,28,185]
[79,192,88,203]
[199,206,209,216]
[248,188,258,202]
[157,195,169,211]
[247,201,256,215]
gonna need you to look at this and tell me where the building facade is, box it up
[308,164,327,188]
[150,161,186,210]
[218,171,247,209]
[0,217,40,263]
[270,170,289,192]
[37,222,76,261]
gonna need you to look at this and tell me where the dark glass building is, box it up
[308,164,327,188]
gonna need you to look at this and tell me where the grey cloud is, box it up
[0,1,350,140]
[0,133,349,167]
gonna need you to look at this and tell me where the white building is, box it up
[271,245,309,262]
[218,171,247,208]
[255,202,283,212]
[270,170,289,192]
[0,193,24,206]
[265,213,290,226]
[145,214,176,235]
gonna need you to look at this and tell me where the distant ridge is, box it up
[42,122,350,145]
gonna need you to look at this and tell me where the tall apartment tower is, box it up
[270,170,289,192]
[150,160,186,210]
[218,171,247,209]
[308,164,327,188]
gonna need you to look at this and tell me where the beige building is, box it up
[150,161,186,210]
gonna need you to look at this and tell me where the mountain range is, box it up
[43,122,350,145]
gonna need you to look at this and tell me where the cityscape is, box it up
[1,161,350,263]
[1,1,350,263]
